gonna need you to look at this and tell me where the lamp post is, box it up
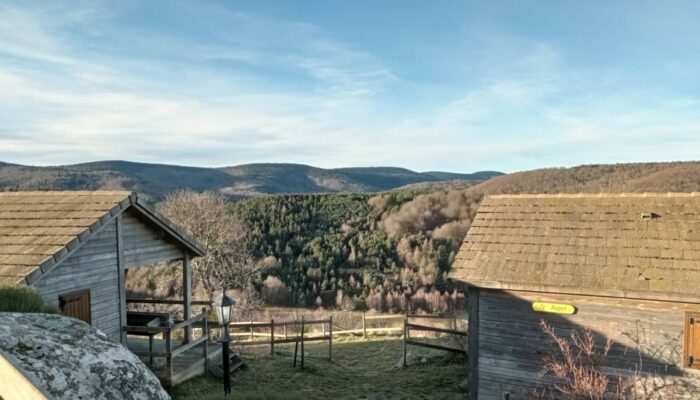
[216,289,236,396]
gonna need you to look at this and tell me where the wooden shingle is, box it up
[0,192,133,285]
[450,193,700,303]
[0,191,205,286]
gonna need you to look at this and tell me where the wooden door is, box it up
[685,312,700,368]
[59,289,91,324]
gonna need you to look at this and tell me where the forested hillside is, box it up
[233,161,700,313]
[232,191,466,312]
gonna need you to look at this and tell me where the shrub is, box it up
[0,286,58,313]
[261,276,291,306]
[535,320,634,399]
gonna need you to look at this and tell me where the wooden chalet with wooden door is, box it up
[0,191,218,386]
[450,193,700,399]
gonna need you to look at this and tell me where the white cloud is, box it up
[0,2,699,172]
[0,2,400,166]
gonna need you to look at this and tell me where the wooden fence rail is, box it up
[126,301,466,372]
[406,322,468,336]
[209,317,334,363]
[403,318,467,366]
[213,312,466,370]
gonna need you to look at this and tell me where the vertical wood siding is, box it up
[121,211,183,268]
[35,222,120,338]
[477,290,700,399]
[32,209,188,341]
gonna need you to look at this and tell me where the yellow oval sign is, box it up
[532,302,576,315]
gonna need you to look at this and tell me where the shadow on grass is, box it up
[170,374,305,400]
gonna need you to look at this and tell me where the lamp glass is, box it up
[216,291,236,325]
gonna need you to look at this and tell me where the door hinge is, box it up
[688,356,694,365]
[690,317,695,324]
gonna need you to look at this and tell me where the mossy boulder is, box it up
[0,312,170,400]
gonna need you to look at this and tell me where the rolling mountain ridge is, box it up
[0,160,503,200]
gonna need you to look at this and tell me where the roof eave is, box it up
[129,194,206,257]
[453,279,700,305]
[27,197,131,285]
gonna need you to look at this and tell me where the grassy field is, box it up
[170,336,466,400]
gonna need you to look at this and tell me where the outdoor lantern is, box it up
[216,289,236,396]
[216,290,236,327]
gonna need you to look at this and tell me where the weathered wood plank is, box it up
[475,289,700,398]
[121,212,183,267]
[468,287,479,400]
[117,215,127,344]
[182,251,192,342]
[34,220,121,338]
[405,339,466,355]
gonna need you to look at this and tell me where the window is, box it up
[59,289,91,325]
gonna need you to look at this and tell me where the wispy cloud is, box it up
[353,36,700,171]
[0,1,699,171]
[0,2,399,166]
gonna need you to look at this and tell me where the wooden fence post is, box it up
[202,307,208,370]
[322,317,326,337]
[300,316,305,370]
[403,317,407,368]
[148,332,154,367]
[284,324,288,339]
[165,325,173,379]
[362,313,367,338]
[270,319,275,356]
[329,316,333,362]
[250,319,254,341]
[293,334,299,367]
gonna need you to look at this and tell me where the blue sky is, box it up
[1,1,699,173]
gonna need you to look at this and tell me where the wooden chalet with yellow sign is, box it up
[450,193,700,399]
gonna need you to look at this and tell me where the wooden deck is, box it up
[128,338,222,387]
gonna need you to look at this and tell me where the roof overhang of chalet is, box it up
[0,191,206,286]
[450,193,700,304]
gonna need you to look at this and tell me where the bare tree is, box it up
[535,320,634,399]
[159,190,262,316]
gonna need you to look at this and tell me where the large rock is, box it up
[395,351,428,368]
[0,312,170,400]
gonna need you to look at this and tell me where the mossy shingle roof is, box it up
[450,193,700,303]
[0,191,204,286]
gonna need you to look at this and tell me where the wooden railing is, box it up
[123,307,209,377]
[325,313,466,338]
[402,315,467,367]
[126,298,212,306]
[209,317,333,365]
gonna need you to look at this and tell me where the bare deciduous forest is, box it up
[128,161,700,315]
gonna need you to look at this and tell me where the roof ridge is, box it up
[487,192,700,199]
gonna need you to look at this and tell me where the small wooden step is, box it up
[207,351,247,379]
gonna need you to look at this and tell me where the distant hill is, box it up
[421,170,503,181]
[380,161,700,245]
[394,179,483,192]
[466,161,700,195]
[0,160,503,200]
[126,160,700,313]
[219,160,700,311]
